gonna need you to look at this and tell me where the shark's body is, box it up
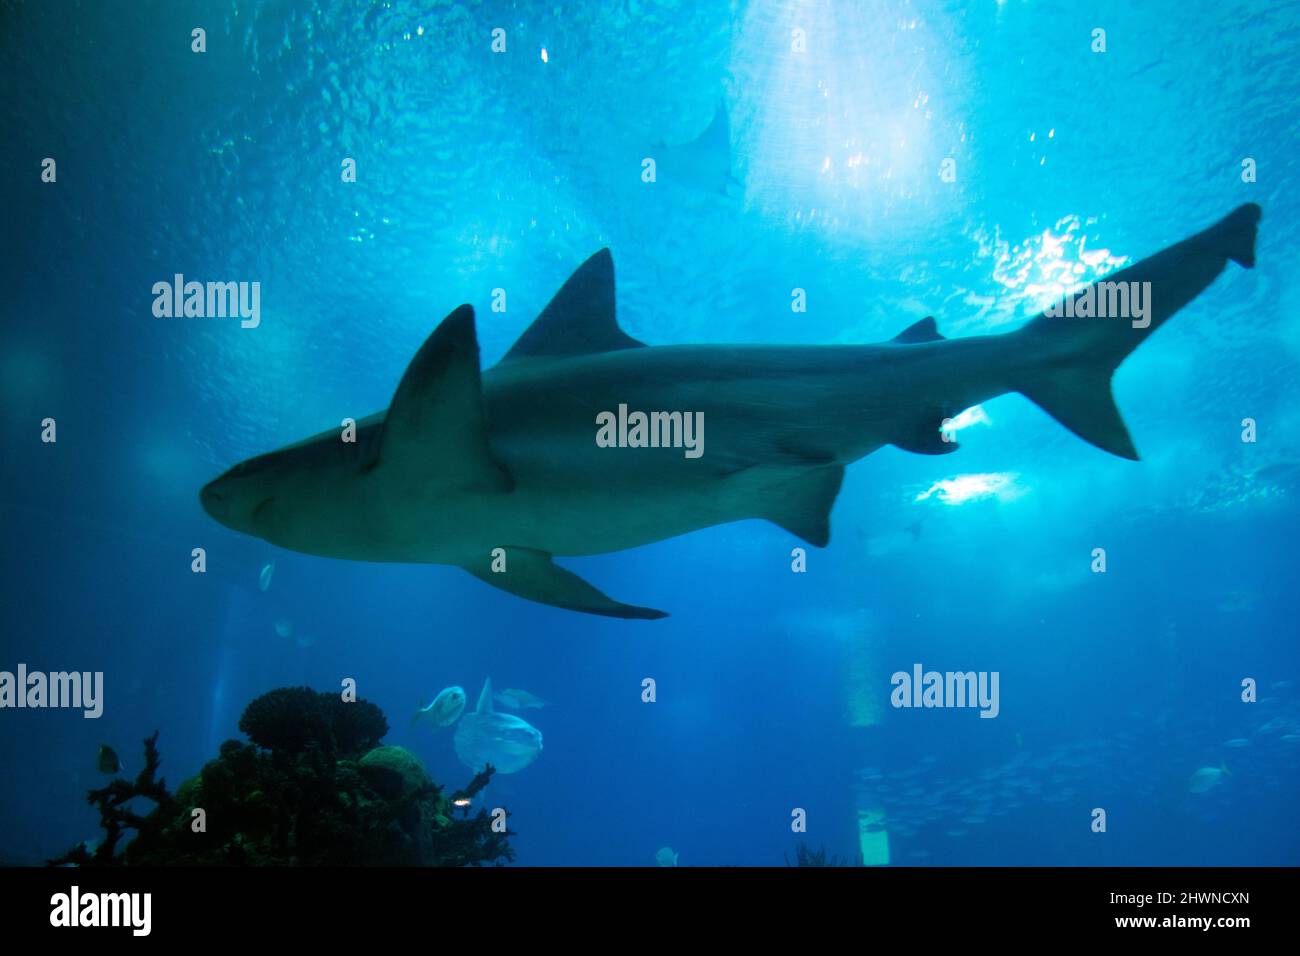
[201,204,1261,618]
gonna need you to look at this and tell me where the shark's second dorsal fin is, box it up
[498,249,646,364]
[381,305,513,493]
[890,317,944,344]
[476,677,494,714]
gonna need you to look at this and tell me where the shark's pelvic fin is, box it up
[382,304,514,492]
[890,316,945,344]
[498,249,647,364]
[1016,203,1261,460]
[464,548,668,620]
[748,464,845,547]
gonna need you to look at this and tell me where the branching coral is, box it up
[784,842,854,867]
[47,731,175,867]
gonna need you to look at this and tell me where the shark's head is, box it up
[200,452,288,538]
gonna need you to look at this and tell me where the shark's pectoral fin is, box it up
[382,304,513,493]
[464,549,668,620]
[755,464,845,547]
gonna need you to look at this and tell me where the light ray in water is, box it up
[916,471,1025,506]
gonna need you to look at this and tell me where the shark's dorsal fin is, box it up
[381,305,513,492]
[476,677,494,714]
[498,250,646,364]
[891,317,944,344]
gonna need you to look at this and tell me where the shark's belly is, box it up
[471,471,745,558]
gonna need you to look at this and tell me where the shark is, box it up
[200,203,1261,619]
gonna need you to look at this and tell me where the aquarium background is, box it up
[2,0,1298,866]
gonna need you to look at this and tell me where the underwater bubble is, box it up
[274,619,293,639]
[296,631,315,649]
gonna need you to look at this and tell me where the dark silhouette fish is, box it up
[200,205,1261,618]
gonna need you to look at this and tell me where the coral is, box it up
[47,731,177,867]
[50,687,513,867]
[359,746,429,801]
[236,686,387,758]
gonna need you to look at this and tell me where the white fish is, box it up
[1188,763,1229,794]
[493,688,547,710]
[413,685,467,728]
[258,561,274,591]
[655,846,679,867]
[453,679,542,774]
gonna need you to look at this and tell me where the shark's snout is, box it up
[200,480,228,523]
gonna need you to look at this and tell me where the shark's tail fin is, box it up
[1014,203,1260,460]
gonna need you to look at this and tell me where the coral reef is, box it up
[49,688,514,867]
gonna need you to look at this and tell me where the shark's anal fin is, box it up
[892,413,960,456]
[464,549,668,620]
[497,249,646,365]
[382,304,513,492]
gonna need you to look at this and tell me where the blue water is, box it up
[2,0,1298,866]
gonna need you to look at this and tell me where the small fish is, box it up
[655,846,679,867]
[414,686,467,728]
[1224,738,1251,748]
[1272,680,1295,690]
[274,619,293,639]
[1281,734,1300,744]
[493,688,547,710]
[96,745,122,775]
[1188,763,1229,794]
[258,561,275,592]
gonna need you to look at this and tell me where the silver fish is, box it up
[413,685,466,728]
[453,678,542,774]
